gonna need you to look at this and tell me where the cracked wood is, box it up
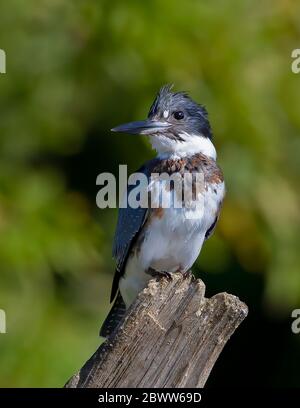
[65,273,248,388]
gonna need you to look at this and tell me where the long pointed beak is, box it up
[111,119,171,135]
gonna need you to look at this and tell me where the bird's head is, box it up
[112,85,215,158]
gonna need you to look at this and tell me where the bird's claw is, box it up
[182,269,194,280]
[147,267,173,281]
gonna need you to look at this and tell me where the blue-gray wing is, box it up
[110,158,158,302]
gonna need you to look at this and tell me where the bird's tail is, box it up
[99,292,126,338]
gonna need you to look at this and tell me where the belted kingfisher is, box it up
[100,85,225,337]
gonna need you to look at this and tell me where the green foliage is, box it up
[0,0,299,386]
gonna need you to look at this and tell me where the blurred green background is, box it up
[0,0,299,387]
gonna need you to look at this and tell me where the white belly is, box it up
[119,181,225,307]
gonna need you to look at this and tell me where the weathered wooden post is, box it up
[65,273,248,388]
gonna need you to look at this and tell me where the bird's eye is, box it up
[173,111,184,120]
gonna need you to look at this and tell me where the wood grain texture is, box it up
[65,273,248,388]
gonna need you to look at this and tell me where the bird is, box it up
[100,84,225,338]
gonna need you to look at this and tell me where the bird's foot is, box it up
[147,267,173,281]
[181,269,195,280]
